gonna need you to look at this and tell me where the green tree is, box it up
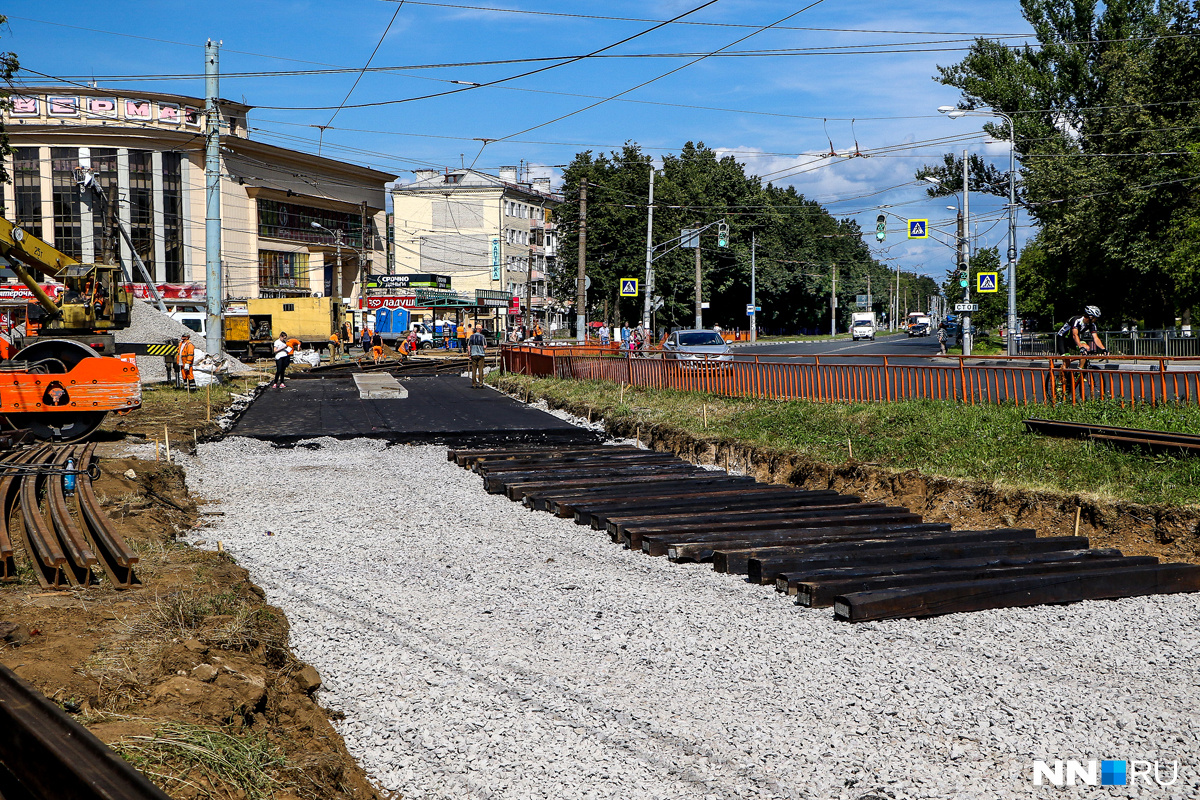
[553,142,888,335]
[919,0,1200,328]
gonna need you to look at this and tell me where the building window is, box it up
[89,148,118,263]
[162,152,184,282]
[13,147,42,242]
[258,250,310,296]
[51,147,82,259]
[128,150,155,275]
[258,199,363,248]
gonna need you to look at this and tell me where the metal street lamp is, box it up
[939,105,1019,355]
[311,221,344,302]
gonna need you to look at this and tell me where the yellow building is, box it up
[1,87,393,312]
[391,167,561,326]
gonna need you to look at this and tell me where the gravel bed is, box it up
[186,437,1200,800]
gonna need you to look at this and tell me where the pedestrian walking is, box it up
[937,322,948,355]
[468,326,488,388]
[600,326,610,346]
[272,331,293,389]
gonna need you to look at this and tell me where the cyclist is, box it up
[1055,305,1107,365]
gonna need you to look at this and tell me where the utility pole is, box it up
[694,240,703,329]
[642,168,654,331]
[576,180,587,342]
[359,200,369,306]
[961,148,973,356]
[830,263,837,337]
[750,230,757,342]
[102,184,117,265]
[866,273,872,315]
[204,39,222,356]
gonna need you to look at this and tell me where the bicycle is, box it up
[1044,347,1109,403]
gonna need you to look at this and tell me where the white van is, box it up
[169,309,206,338]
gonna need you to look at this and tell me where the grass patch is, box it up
[948,333,1006,355]
[495,374,1200,507]
[114,722,290,800]
[142,588,284,653]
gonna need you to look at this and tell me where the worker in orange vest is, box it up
[177,332,196,389]
[328,331,342,362]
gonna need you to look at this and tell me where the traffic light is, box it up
[957,263,969,288]
[717,222,729,247]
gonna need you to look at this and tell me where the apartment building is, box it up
[390,166,560,325]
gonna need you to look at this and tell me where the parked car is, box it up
[662,329,733,366]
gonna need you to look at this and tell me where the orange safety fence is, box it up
[501,345,1200,407]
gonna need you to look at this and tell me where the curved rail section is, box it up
[503,345,1200,407]
[0,444,140,590]
[0,663,171,800]
[450,444,1200,622]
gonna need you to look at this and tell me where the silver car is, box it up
[662,329,733,366]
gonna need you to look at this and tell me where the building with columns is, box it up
[1,87,392,309]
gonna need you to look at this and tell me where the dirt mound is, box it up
[0,456,386,800]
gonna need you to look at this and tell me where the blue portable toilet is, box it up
[374,306,410,345]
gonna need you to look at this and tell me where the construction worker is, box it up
[177,332,196,389]
[286,335,302,355]
[328,331,342,361]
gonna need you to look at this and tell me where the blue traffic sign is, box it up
[977,272,999,293]
[907,219,928,239]
[620,278,639,297]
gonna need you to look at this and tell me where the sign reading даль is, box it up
[366,273,451,290]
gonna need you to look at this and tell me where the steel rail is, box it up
[0,663,172,800]
[47,446,99,586]
[75,443,141,589]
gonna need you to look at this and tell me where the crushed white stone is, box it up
[185,436,1200,800]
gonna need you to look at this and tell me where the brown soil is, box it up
[523,390,1200,565]
[2,391,389,800]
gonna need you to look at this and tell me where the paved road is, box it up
[734,332,942,364]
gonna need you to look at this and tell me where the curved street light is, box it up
[939,105,1019,355]
[311,221,344,303]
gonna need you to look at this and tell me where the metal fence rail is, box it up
[502,346,1200,407]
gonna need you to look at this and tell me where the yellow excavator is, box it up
[0,216,141,441]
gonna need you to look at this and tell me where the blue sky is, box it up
[4,0,1036,278]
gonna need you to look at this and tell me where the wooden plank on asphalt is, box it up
[775,547,1125,595]
[798,554,1160,607]
[834,563,1200,622]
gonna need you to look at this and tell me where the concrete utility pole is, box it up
[359,200,369,304]
[961,148,973,356]
[204,39,222,356]
[830,263,838,337]
[576,180,587,343]
[642,168,655,332]
[694,242,703,329]
[750,230,757,342]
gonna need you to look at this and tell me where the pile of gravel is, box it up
[113,299,252,382]
[186,437,1200,800]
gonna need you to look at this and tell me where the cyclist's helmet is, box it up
[1083,305,1101,319]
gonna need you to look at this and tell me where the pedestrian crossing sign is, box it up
[620,278,639,297]
[907,219,928,239]
[977,271,999,292]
